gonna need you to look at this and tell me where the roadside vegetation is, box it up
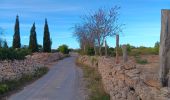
[0,48,31,60]
[76,60,110,100]
[0,67,48,99]
[134,55,148,64]
[58,44,70,54]
[77,42,159,57]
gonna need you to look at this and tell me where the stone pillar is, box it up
[159,9,170,87]
[115,34,119,64]
[122,45,128,63]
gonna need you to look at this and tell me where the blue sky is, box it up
[0,0,169,49]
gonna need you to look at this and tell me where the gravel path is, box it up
[9,55,86,100]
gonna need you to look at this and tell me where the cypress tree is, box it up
[29,23,38,52]
[4,40,8,48]
[12,15,21,48]
[43,19,51,52]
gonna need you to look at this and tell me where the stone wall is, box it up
[78,56,170,100]
[0,53,64,82]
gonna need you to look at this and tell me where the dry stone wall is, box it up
[78,56,170,100]
[0,53,64,82]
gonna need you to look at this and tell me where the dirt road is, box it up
[9,56,86,100]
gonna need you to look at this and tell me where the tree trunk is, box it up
[98,39,102,56]
[94,46,97,55]
[159,9,170,87]
[115,34,119,64]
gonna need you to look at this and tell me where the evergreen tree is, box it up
[3,40,8,48]
[29,23,38,52]
[13,15,21,48]
[43,19,51,52]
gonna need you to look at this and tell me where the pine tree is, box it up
[13,15,21,48]
[29,23,38,52]
[43,19,51,52]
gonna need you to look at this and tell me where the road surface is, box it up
[9,55,86,100]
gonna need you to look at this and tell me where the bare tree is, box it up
[74,6,123,56]
[74,24,95,54]
[83,6,122,56]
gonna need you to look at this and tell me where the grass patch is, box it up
[76,59,110,100]
[135,56,148,64]
[0,67,48,99]
[90,56,98,66]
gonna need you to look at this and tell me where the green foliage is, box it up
[79,46,95,56]
[0,48,31,60]
[86,47,95,56]
[29,23,38,52]
[135,56,148,64]
[58,44,69,54]
[43,19,51,52]
[13,15,21,48]
[129,47,158,56]
[0,67,48,97]
[108,47,115,57]
[154,41,159,54]
[0,84,8,94]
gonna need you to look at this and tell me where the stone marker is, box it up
[159,9,170,87]
[122,45,128,63]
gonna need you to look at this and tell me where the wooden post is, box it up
[116,34,119,64]
[159,9,170,87]
[105,40,108,57]
[122,45,128,63]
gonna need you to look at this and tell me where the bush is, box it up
[86,47,95,56]
[58,44,69,54]
[0,48,31,60]
[108,47,115,57]
[0,84,8,94]
[129,47,158,56]
[135,56,148,64]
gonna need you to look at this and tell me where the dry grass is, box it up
[76,59,110,100]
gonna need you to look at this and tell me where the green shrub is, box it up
[0,48,31,60]
[58,44,69,54]
[0,84,8,94]
[108,47,115,57]
[129,47,158,56]
[135,56,148,64]
[86,47,95,56]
